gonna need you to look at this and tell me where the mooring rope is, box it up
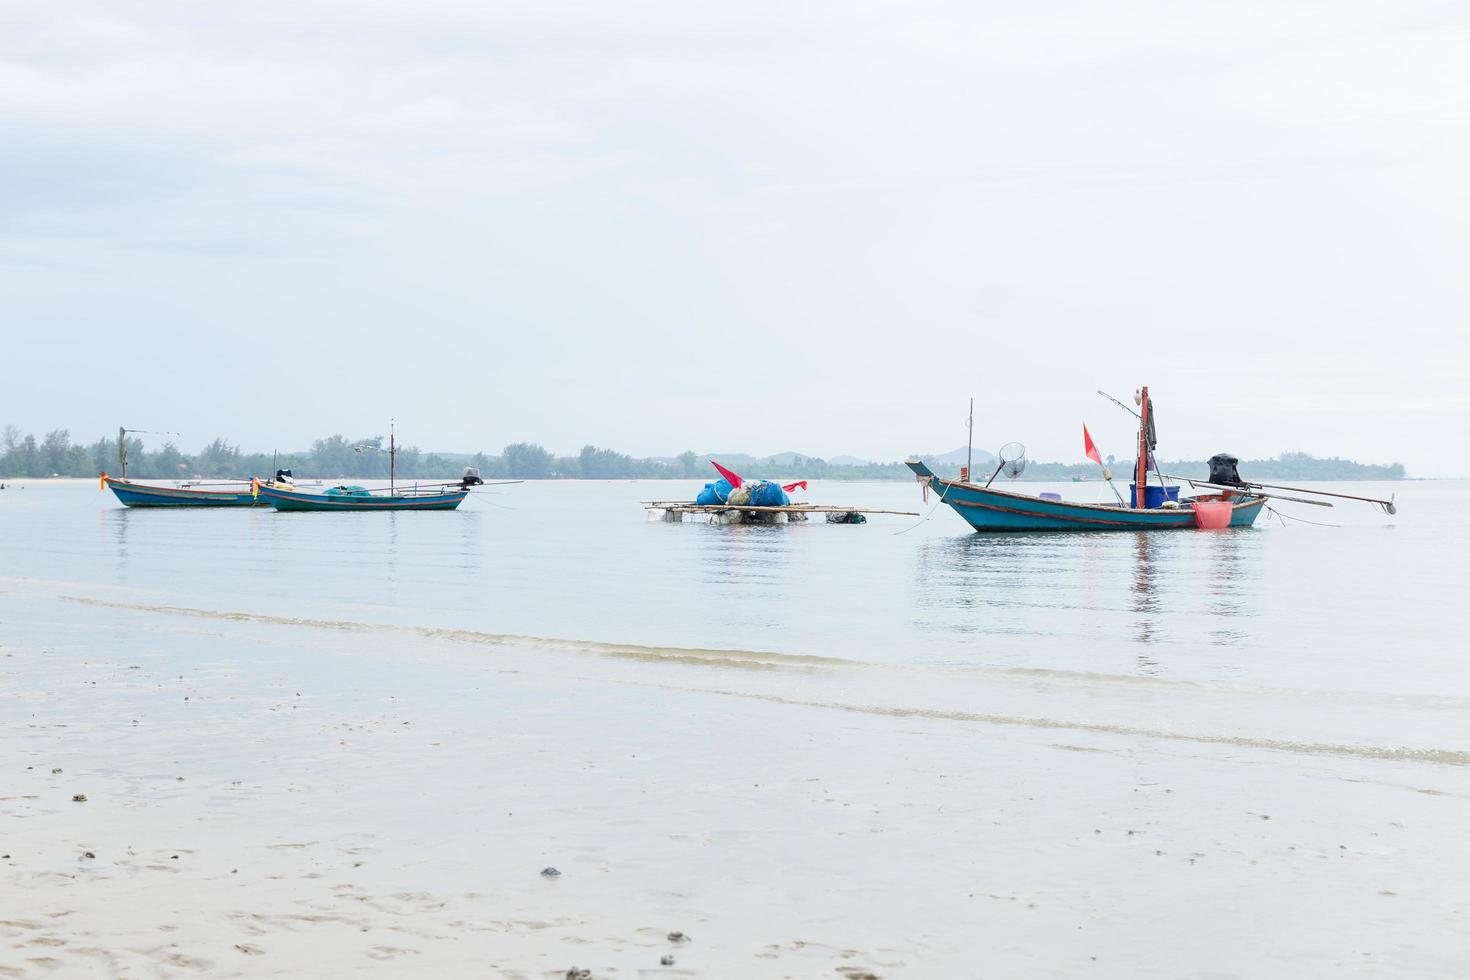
[893,477,952,535]
[1265,505,1344,528]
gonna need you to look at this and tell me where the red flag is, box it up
[1083,425,1102,466]
[710,459,743,488]
[781,480,807,493]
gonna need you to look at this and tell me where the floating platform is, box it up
[642,502,918,525]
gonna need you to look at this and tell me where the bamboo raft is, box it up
[643,501,919,524]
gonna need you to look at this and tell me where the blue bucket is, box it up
[1127,484,1180,509]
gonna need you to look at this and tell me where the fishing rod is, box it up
[1097,390,1140,419]
[1162,474,1395,513]
[1236,480,1395,513]
[1167,477,1335,508]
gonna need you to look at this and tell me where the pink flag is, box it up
[1083,425,1103,466]
[782,481,807,493]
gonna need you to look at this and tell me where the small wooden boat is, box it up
[253,421,515,512]
[256,483,471,512]
[102,475,267,508]
[101,425,279,508]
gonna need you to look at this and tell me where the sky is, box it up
[3,2,1468,474]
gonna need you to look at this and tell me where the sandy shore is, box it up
[3,585,1469,978]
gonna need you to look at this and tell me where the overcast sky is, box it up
[3,2,1467,474]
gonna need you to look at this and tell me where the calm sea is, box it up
[1,476,1459,696]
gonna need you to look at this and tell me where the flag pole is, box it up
[1084,424,1126,506]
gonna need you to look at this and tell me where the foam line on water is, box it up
[646,684,1470,768]
[57,596,844,670]
[52,594,1470,708]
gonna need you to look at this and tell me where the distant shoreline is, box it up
[0,427,1409,482]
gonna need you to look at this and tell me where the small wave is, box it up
[53,596,1470,767]
[58,596,846,670]
[659,686,1470,768]
[53,594,1470,710]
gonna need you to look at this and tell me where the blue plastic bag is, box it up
[747,480,789,507]
[695,479,733,506]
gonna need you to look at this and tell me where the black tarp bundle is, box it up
[1208,454,1243,486]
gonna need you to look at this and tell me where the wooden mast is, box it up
[389,419,396,494]
[965,397,974,483]
[118,426,127,480]
[1135,386,1150,508]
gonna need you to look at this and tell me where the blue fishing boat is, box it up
[256,483,471,511]
[909,386,1267,532]
[100,424,271,507]
[102,475,267,508]
[905,459,1264,531]
[253,421,510,512]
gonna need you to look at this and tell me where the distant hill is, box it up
[923,445,998,467]
[699,451,830,469]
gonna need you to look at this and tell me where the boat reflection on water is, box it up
[909,527,1264,676]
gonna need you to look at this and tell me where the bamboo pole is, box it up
[643,502,919,516]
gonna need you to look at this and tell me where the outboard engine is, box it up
[1207,453,1243,486]
[274,468,295,486]
[459,466,484,489]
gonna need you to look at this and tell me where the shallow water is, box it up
[1,476,1459,691]
[3,477,1467,977]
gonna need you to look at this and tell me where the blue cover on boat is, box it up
[747,481,789,507]
[695,479,732,506]
[327,485,372,497]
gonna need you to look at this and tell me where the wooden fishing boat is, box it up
[253,421,518,512]
[102,475,267,508]
[256,483,471,512]
[101,424,277,508]
[906,459,1264,531]
[910,386,1269,532]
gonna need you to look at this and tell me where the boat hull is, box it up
[257,485,468,512]
[907,461,1264,531]
[104,477,265,508]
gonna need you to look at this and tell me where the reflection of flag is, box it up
[710,460,743,488]
[1083,425,1102,466]
[782,481,807,492]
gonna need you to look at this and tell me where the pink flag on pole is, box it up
[1083,425,1103,466]
[710,460,743,488]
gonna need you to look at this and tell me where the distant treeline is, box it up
[0,426,1406,482]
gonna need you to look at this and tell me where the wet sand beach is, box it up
[4,579,1469,978]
